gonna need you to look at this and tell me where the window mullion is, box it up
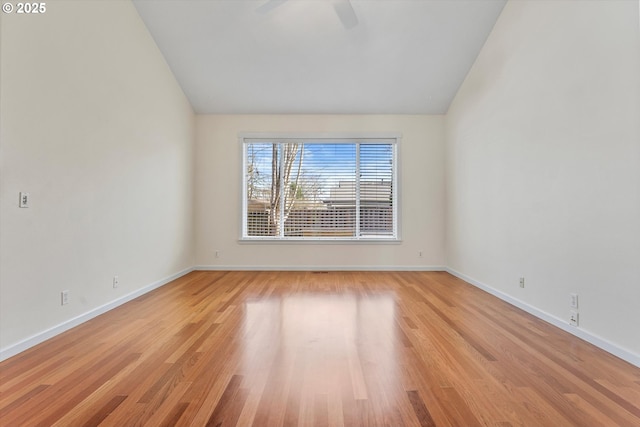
[392,143,398,239]
[279,143,286,238]
[242,143,248,237]
[355,143,361,238]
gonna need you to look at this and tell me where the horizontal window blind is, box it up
[243,139,397,240]
[359,144,394,237]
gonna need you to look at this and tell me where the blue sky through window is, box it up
[246,142,392,202]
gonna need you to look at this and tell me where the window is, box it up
[241,134,399,241]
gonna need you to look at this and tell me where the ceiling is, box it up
[132,0,506,115]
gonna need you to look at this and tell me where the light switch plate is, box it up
[19,192,30,208]
[569,293,578,309]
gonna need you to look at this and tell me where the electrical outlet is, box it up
[113,276,119,289]
[418,250,423,258]
[569,293,578,309]
[215,250,220,258]
[61,290,69,305]
[519,277,525,288]
[569,310,579,327]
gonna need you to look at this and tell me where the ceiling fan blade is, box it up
[256,0,288,15]
[257,0,358,30]
[333,0,358,29]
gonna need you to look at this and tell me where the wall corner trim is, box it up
[445,267,640,368]
[0,267,195,362]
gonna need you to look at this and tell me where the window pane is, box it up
[244,140,397,240]
[359,144,394,237]
[285,144,356,237]
[246,143,276,237]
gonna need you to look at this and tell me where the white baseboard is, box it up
[0,267,194,362]
[446,267,640,368]
[195,265,447,272]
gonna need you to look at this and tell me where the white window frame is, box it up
[239,133,401,243]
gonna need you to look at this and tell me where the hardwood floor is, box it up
[1,271,639,426]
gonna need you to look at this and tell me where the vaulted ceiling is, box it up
[132,0,506,114]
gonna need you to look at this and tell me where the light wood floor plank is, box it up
[1,271,639,426]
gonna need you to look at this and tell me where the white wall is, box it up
[3,0,637,367]
[446,0,640,361]
[195,115,445,269]
[0,0,195,355]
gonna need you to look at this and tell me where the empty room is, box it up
[1,0,639,426]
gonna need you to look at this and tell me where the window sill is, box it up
[238,237,402,245]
